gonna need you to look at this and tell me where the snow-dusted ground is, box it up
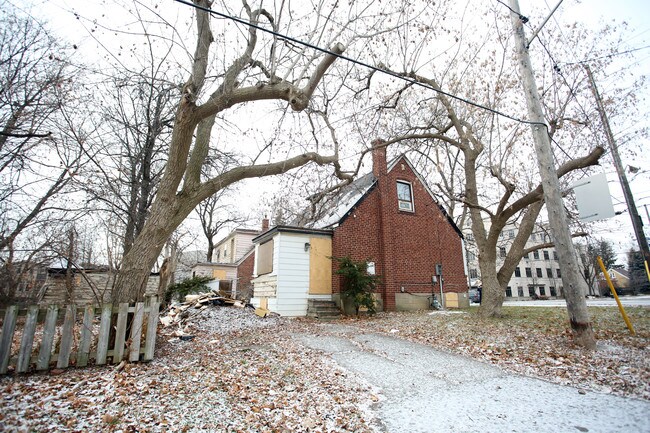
[0,305,648,432]
[0,307,381,432]
[298,323,650,433]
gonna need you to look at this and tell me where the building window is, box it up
[524,253,529,259]
[517,286,524,297]
[216,250,220,261]
[509,230,515,239]
[466,233,474,242]
[556,268,562,278]
[528,285,536,297]
[536,268,543,278]
[533,251,540,260]
[256,239,274,275]
[397,181,414,212]
[550,286,557,297]
[553,251,558,260]
[515,267,521,277]
[525,267,532,277]
[367,262,376,275]
[543,250,550,260]
[469,269,478,279]
[468,251,476,261]
[539,286,546,296]
[499,247,506,258]
[546,268,553,278]
[505,286,512,297]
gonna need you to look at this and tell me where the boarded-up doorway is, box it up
[309,237,332,295]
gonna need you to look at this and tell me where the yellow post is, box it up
[597,256,635,336]
[644,260,650,283]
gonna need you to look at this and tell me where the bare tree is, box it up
[579,238,616,295]
[350,2,632,319]
[83,71,177,259]
[195,189,246,262]
[0,3,89,302]
[111,0,413,302]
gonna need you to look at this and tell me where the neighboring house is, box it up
[248,144,468,317]
[213,228,260,264]
[598,268,630,294]
[192,224,266,298]
[39,263,160,305]
[464,222,582,299]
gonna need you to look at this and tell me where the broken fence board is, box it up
[96,304,112,365]
[113,303,129,364]
[56,305,76,369]
[144,301,159,361]
[16,306,39,373]
[37,306,59,370]
[0,306,18,374]
[77,305,95,367]
[129,302,144,362]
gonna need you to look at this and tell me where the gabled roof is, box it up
[610,268,630,278]
[213,228,260,249]
[294,172,377,229]
[292,153,463,238]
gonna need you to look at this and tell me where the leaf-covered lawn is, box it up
[0,305,647,432]
[348,306,650,400]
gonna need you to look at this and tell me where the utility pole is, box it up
[508,0,595,348]
[584,65,650,268]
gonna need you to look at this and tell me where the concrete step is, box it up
[307,300,342,320]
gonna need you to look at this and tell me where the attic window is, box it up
[396,181,414,212]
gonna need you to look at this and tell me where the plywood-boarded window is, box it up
[257,239,274,275]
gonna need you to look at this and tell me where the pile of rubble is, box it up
[159,291,273,339]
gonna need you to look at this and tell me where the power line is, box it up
[172,0,547,129]
[558,44,650,67]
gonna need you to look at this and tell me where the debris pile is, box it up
[159,291,275,339]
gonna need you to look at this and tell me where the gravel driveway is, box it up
[296,323,650,433]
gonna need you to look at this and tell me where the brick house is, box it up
[248,144,468,316]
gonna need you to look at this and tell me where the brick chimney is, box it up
[261,217,269,233]
[371,138,387,178]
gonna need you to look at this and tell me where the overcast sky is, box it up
[24,0,650,260]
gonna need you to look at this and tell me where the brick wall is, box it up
[332,152,467,311]
[236,251,255,299]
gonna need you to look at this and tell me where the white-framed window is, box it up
[396,181,414,212]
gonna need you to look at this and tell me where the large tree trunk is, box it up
[113,187,192,302]
[478,250,505,316]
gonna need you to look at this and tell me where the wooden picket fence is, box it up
[0,298,160,374]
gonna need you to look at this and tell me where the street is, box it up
[501,294,650,307]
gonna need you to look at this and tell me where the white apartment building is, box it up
[464,223,581,299]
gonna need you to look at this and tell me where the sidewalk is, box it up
[296,324,650,433]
